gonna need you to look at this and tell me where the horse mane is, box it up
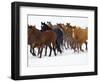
[28,25,41,34]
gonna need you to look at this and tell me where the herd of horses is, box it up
[28,22,88,58]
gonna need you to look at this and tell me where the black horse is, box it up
[41,22,63,54]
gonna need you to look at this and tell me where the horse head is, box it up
[66,23,71,27]
[41,22,51,31]
[28,25,37,32]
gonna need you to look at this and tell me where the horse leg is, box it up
[59,44,62,53]
[30,45,36,56]
[85,41,88,51]
[70,41,74,49]
[67,41,69,48]
[44,46,47,56]
[49,46,52,57]
[80,43,84,52]
[37,47,40,56]
[30,47,32,53]
[77,42,80,53]
[65,44,67,49]
[67,41,70,49]
[73,42,77,52]
[53,45,57,56]
[73,43,77,52]
[65,42,67,49]
[39,47,43,58]
[30,45,33,54]
[63,41,67,49]
[32,48,36,56]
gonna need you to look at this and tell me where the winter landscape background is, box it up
[27,15,88,67]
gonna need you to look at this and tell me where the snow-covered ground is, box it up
[27,44,88,67]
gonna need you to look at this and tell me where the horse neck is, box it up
[30,27,41,38]
[60,25,66,32]
[66,28,73,37]
[45,25,52,30]
[52,25,58,29]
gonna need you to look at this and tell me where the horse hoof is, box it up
[65,48,67,50]
[74,50,77,53]
[60,51,62,54]
[55,54,57,56]
[81,50,84,52]
[32,54,36,56]
[86,49,88,51]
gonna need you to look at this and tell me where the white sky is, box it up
[28,15,88,30]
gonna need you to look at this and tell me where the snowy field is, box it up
[27,44,88,67]
[28,15,88,30]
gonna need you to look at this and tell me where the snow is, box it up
[27,44,88,67]
[28,15,88,30]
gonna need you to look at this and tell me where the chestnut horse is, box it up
[28,25,57,58]
[72,27,88,52]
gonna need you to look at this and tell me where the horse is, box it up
[28,25,37,56]
[64,24,88,52]
[65,24,77,49]
[56,23,70,49]
[28,25,57,58]
[41,22,63,53]
[72,27,88,52]
[57,23,74,49]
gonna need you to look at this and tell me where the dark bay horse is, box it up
[28,25,57,58]
[41,22,63,53]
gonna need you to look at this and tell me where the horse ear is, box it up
[28,24,30,28]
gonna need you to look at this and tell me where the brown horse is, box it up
[28,25,38,56]
[28,25,57,58]
[72,27,88,52]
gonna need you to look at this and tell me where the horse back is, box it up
[74,28,88,43]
